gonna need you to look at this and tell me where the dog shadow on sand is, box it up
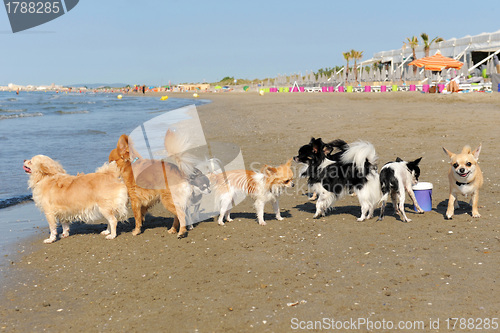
[294,197,429,223]
[434,199,477,218]
[57,214,179,238]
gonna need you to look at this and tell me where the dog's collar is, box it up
[131,157,139,164]
[456,180,471,186]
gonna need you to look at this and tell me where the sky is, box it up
[1,0,500,86]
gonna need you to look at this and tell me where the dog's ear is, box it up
[412,157,422,165]
[396,157,403,162]
[323,144,333,155]
[312,138,323,154]
[117,135,129,157]
[261,165,276,176]
[442,147,454,158]
[38,157,65,176]
[472,143,482,160]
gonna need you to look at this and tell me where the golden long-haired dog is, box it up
[109,130,195,238]
[23,155,128,244]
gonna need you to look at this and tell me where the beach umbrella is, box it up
[408,51,463,71]
[243,85,249,91]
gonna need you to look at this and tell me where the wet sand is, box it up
[1,91,499,332]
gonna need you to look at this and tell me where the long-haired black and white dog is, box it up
[294,138,381,221]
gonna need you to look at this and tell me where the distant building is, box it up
[369,30,500,75]
[177,84,210,91]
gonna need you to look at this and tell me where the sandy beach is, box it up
[1,91,499,332]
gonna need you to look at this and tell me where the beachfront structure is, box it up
[260,30,500,90]
[369,30,500,76]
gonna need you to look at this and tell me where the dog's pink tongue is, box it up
[23,165,31,173]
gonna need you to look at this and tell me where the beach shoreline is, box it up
[1,91,499,332]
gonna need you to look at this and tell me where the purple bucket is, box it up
[380,85,387,92]
[409,84,416,91]
[364,85,371,92]
[438,84,445,93]
[328,86,334,92]
[422,84,429,93]
[299,87,305,92]
[412,182,433,212]
[338,86,345,92]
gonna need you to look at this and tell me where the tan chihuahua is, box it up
[442,144,483,219]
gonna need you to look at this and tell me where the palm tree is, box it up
[343,51,351,82]
[406,36,419,74]
[420,33,444,57]
[351,50,363,82]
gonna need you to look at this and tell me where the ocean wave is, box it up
[0,108,28,113]
[0,112,43,120]
[68,101,96,105]
[55,110,90,115]
[0,195,33,209]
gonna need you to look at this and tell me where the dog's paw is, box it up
[472,212,481,218]
[445,211,454,219]
[167,227,177,234]
[276,216,284,221]
[258,221,267,226]
[43,237,56,244]
[218,221,225,226]
[177,232,188,239]
[131,228,142,236]
[105,234,116,240]
[404,218,412,223]
[356,217,365,222]
[101,229,111,236]
[61,232,70,238]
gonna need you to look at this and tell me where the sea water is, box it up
[0,91,209,256]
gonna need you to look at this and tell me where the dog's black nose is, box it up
[459,168,466,173]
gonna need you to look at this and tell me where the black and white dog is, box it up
[294,138,380,221]
[378,157,424,222]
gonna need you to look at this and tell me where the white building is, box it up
[370,30,500,75]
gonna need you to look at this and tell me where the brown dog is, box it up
[442,144,483,219]
[109,130,195,238]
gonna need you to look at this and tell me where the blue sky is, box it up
[1,0,499,86]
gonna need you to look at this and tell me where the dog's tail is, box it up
[164,129,198,175]
[96,161,122,178]
[341,140,378,174]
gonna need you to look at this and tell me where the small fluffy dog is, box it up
[443,144,483,219]
[23,155,128,243]
[109,130,197,238]
[378,157,424,222]
[209,158,294,225]
[294,138,380,221]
